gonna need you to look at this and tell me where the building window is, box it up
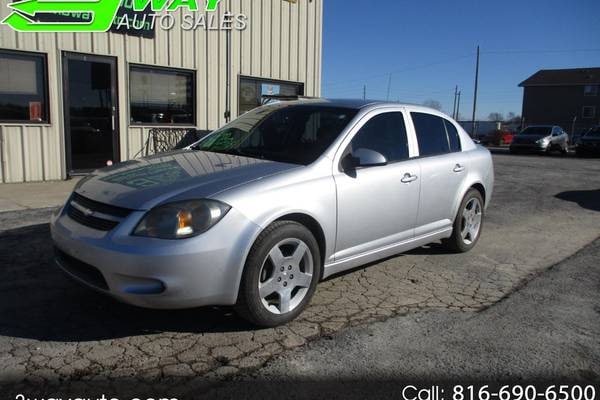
[0,50,49,123]
[582,106,596,119]
[129,65,195,125]
[584,85,598,96]
[239,76,304,115]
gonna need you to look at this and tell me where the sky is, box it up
[321,0,600,121]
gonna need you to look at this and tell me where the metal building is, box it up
[0,0,323,183]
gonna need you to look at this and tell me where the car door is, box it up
[409,111,469,236]
[333,109,421,261]
[557,127,569,149]
[550,126,561,148]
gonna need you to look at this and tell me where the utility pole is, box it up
[363,85,366,100]
[386,74,392,101]
[456,91,461,120]
[452,85,458,119]
[224,0,232,123]
[471,45,480,137]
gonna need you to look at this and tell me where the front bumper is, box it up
[509,142,548,152]
[50,204,261,309]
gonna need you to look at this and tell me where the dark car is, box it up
[509,125,568,155]
[575,126,600,157]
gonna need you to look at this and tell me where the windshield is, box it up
[519,126,552,136]
[584,127,600,137]
[193,104,358,165]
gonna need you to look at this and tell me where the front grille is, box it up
[67,206,120,231]
[512,137,533,145]
[54,247,109,290]
[66,193,133,231]
[72,193,132,217]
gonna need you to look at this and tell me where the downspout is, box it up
[224,1,232,123]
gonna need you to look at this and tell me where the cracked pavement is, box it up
[0,152,599,396]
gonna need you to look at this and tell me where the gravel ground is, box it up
[0,152,599,397]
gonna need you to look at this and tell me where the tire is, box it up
[443,189,484,253]
[235,221,321,327]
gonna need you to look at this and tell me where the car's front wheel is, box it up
[443,189,484,253]
[235,221,321,327]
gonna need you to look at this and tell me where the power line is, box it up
[322,53,474,88]
[481,48,600,55]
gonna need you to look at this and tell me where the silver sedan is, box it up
[51,99,494,327]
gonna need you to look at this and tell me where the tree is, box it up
[423,99,442,111]
[488,112,504,121]
[506,112,521,123]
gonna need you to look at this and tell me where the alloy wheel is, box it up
[258,238,314,314]
[460,197,482,245]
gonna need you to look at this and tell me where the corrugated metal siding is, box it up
[0,0,322,183]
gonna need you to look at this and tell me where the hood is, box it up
[75,150,300,210]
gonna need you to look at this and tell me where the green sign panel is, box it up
[2,0,222,34]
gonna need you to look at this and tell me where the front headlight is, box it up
[133,199,231,239]
[536,137,550,145]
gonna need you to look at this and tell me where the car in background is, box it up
[509,125,568,155]
[480,129,515,146]
[575,126,600,157]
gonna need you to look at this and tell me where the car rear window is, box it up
[411,112,451,157]
[444,119,462,152]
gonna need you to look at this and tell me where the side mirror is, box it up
[342,148,387,170]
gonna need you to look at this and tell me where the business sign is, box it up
[1,0,246,34]
[5,0,157,37]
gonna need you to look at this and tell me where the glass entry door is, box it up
[63,52,119,172]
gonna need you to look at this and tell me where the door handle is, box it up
[401,173,418,183]
[453,164,465,173]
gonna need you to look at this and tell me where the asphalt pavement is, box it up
[0,151,599,397]
[231,237,600,386]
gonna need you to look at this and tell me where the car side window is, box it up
[349,112,409,163]
[444,119,462,152]
[411,112,451,157]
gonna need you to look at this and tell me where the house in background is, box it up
[519,68,600,138]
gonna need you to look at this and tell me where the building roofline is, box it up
[519,67,600,87]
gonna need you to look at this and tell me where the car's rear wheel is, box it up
[443,189,484,253]
[235,221,321,327]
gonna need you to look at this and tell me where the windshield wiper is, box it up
[195,147,265,160]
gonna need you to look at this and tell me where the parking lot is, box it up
[1,151,599,396]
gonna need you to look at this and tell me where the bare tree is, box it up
[423,99,443,111]
[488,112,504,121]
[506,112,521,123]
